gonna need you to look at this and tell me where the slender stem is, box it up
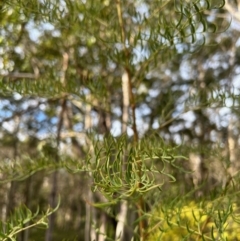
[5,212,52,241]
[115,1,145,239]
[115,0,126,46]
[45,53,69,241]
[125,68,138,142]
[196,216,211,241]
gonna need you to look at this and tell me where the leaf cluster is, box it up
[0,200,59,241]
[87,134,187,205]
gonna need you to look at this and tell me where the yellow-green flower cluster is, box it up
[147,201,240,241]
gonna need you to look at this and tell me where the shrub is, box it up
[147,200,240,241]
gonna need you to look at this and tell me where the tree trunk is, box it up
[45,171,58,241]
[227,118,239,182]
[19,176,32,241]
[115,200,128,241]
[98,212,107,241]
[6,181,17,217]
[189,153,203,197]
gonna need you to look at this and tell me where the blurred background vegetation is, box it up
[1,0,240,240]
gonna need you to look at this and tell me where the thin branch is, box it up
[64,103,84,157]
[0,101,42,124]
[115,1,144,240]
[0,72,38,80]
[126,68,138,142]
[115,0,126,45]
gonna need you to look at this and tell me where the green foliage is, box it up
[147,199,240,241]
[88,134,186,204]
[0,200,59,241]
[1,0,240,240]
[1,0,226,98]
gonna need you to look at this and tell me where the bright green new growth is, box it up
[89,134,185,203]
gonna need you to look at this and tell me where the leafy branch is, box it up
[0,198,60,241]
